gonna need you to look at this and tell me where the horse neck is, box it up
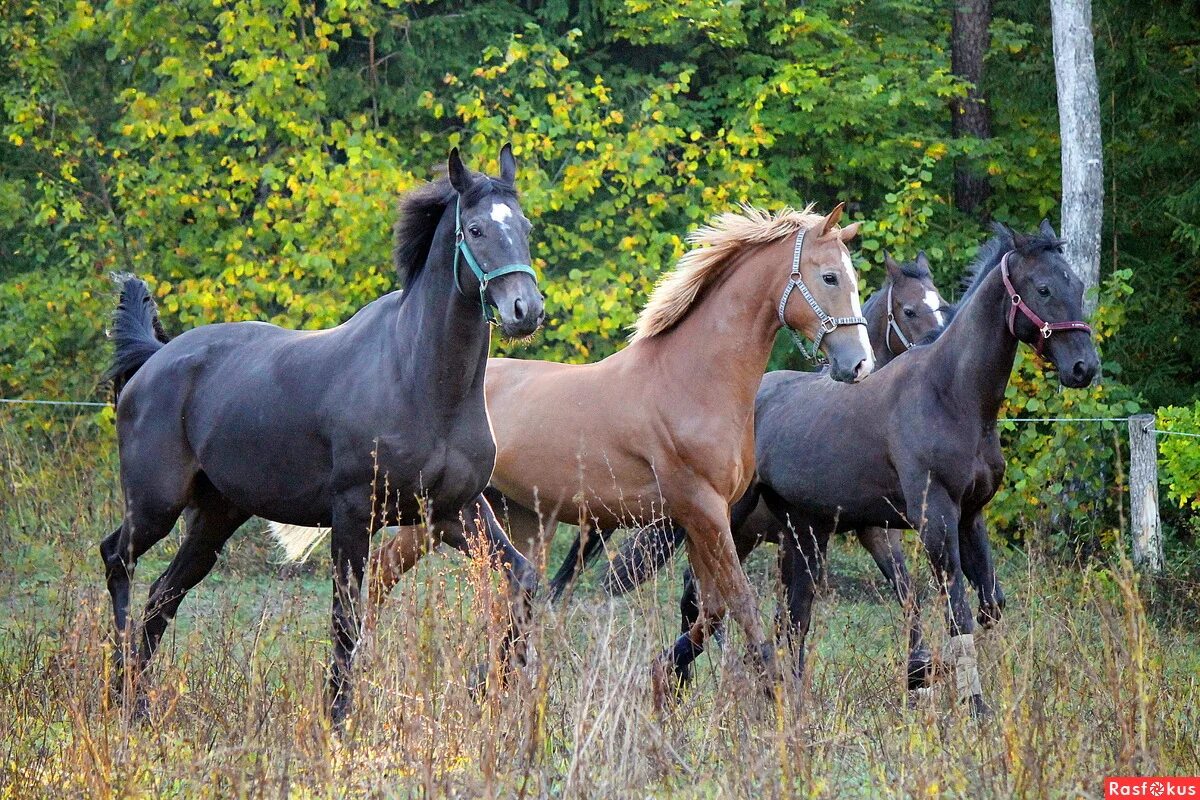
[865,278,895,368]
[393,206,492,409]
[640,237,789,413]
[928,265,1017,422]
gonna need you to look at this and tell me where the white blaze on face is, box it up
[842,250,872,359]
[924,289,944,327]
[490,202,515,245]
[490,202,513,224]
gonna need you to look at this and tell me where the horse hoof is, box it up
[907,649,934,690]
[467,663,492,700]
[906,686,934,709]
[968,694,993,720]
[651,657,685,712]
[977,605,1003,629]
[130,693,152,723]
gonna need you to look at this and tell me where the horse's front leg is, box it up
[906,479,987,716]
[777,515,830,685]
[959,511,1004,628]
[328,493,374,726]
[667,485,774,699]
[856,526,931,689]
[444,493,539,685]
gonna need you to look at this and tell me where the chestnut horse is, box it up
[543,250,951,600]
[274,203,875,685]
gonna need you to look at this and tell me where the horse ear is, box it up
[915,250,931,273]
[1039,218,1058,240]
[821,202,845,236]
[884,252,902,279]
[997,221,1025,249]
[447,147,472,195]
[837,221,860,242]
[499,142,517,184]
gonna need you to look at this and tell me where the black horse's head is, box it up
[883,250,950,349]
[1001,220,1099,388]
[447,145,545,338]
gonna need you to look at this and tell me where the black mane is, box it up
[960,223,1065,301]
[392,173,518,301]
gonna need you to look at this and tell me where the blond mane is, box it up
[630,204,824,341]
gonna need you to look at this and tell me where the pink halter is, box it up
[999,251,1092,357]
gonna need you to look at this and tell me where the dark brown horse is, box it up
[609,222,1098,715]
[277,203,876,688]
[101,146,544,724]
[543,250,952,601]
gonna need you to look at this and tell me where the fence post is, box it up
[1128,413,1163,572]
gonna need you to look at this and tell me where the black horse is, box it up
[543,250,951,601]
[100,145,544,723]
[609,222,1097,715]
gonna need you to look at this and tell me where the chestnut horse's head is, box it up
[778,203,874,382]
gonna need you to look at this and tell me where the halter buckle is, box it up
[1041,322,1052,339]
[819,316,838,334]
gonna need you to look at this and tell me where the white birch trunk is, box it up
[1051,0,1104,316]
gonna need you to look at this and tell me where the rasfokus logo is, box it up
[1107,778,1200,798]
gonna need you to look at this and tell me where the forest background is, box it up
[1,0,1198,557]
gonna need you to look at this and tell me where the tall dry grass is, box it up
[1,416,1197,798]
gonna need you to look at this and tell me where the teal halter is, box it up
[453,197,538,324]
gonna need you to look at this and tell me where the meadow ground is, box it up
[1,418,1198,798]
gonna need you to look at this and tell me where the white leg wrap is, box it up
[944,633,982,701]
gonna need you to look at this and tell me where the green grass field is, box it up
[2,419,1197,798]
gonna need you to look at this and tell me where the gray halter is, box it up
[884,282,914,355]
[776,227,868,363]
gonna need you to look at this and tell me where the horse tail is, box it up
[600,524,686,596]
[103,273,170,400]
[270,522,330,563]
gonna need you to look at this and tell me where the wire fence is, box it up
[3,397,1199,437]
[3,394,1196,571]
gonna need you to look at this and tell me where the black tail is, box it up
[547,527,614,602]
[103,274,169,400]
[600,524,686,596]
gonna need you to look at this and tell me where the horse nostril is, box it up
[1072,360,1087,380]
[513,297,526,322]
[853,358,870,381]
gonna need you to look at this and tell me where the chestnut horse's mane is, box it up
[630,203,825,342]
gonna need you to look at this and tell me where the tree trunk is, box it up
[1051,0,1104,317]
[951,0,992,217]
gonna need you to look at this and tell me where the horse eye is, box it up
[822,273,838,286]
[469,225,483,238]
[904,308,916,318]
[1037,285,1050,297]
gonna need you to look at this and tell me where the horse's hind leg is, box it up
[101,475,192,675]
[856,526,931,689]
[136,475,249,675]
[778,517,830,683]
[364,524,438,635]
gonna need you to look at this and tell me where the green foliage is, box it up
[0,0,1195,547]
[1157,403,1200,528]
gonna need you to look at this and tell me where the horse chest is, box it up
[364,425,494,513]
